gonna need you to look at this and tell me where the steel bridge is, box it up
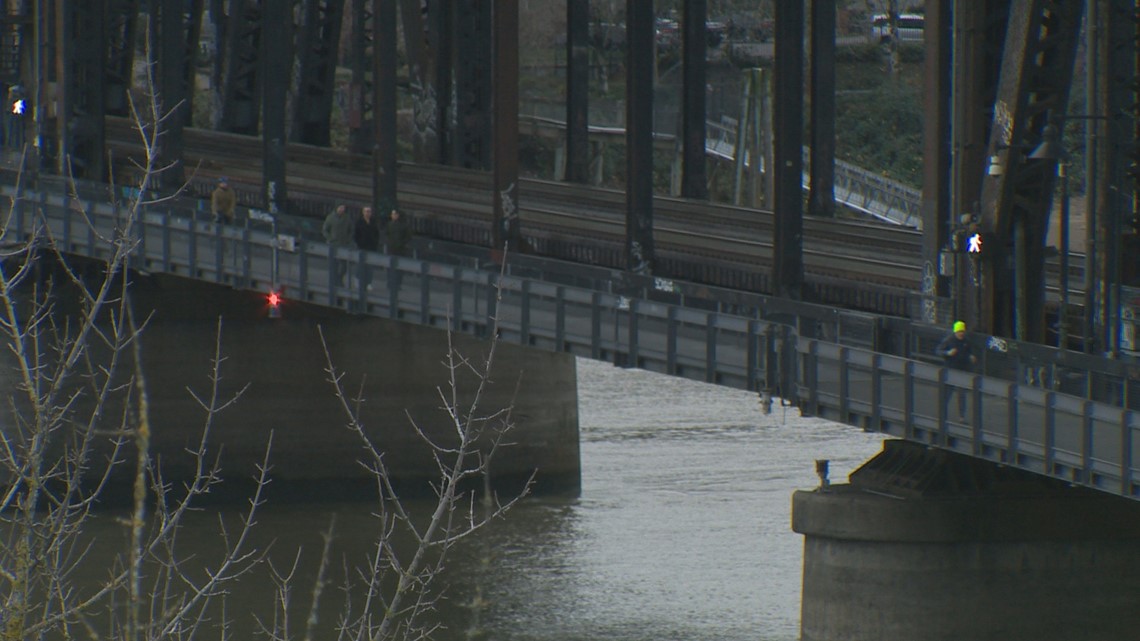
[1,2,1139,505]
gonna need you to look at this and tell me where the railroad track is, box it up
[110,117,1071,317]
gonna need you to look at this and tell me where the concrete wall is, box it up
[1,269,581,501]
[793,484,1140,641]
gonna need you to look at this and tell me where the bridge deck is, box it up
[5,176,1140,501]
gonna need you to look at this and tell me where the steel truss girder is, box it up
[218,1,261,135]
[978,0,1084,341]
[56,0,105,179]
[292,0,345,146]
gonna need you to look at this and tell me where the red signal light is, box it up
[267,290,282,318]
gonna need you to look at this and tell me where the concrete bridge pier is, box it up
[793,440,1140,641]
[2,266,581,501]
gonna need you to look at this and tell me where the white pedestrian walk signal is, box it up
[967,233,983,254]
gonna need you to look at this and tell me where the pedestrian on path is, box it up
[322,203,353,285]
[936,320,977,420]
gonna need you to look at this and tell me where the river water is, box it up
[72,357,884,640]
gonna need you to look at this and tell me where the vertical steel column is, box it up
[952,0,1006,329]
[183,0,204,126]
[373,0,397,213]
[262,0,289,214]
[156,0,186,187]
[808,0,835,219]
[348,0,372,153]
[625,0,655,274]
[491,0,520,253]
[772,1,804,299]
[1100,0,1135,356]
[680,0,707,199]
[920,0,952,322]
[54,0,104,179]
[401,0,441,163]
[218,1,261,135]
[432,1,452,162]
[292,0,345,146]
[104,0,137,116]
[565,0,589,183]
[454,1,491,169]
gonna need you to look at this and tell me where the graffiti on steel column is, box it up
[629,241,650,274]
[921,260,937,323]
[500,182,517,237]
[993,100,1013,147]
[411,70,438,144]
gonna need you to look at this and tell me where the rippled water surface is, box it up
[72,358,884,640]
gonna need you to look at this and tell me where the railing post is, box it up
[1006,382,1019,465]
[161,211,171,273]
[706,312,718,384]
[870,354,882,430]
[1044,391,1057,476]
[627,298,639,368]
[666,306,679,374]
[903,360,915,439]
[451,265,463,333]
[419,262,430,325]
[297,238,308,301]
[555,286,566,351]
[838,346,850,423]
[746,319,759,392]
[1122,410,1134,497]
[1081,400,1094,483]
[521,279,532,346]
[591,291,602,360]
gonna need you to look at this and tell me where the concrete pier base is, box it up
[793,441,1140,641]
[2,269,581,500]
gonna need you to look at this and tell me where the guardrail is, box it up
[5,175,1140,500]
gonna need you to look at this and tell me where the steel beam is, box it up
[401,0,441,163]
[1099,0,1136,357]
[454,0,490,169]
[104,0,137,117]
[373,0,397,212]
[263,0,289,213]
[347,0,371,154]
[218,1,261,135]
[808,0,835,219]
[54,0,104,180]
[292,0,345,146]
[772,1,804,299]
[492,0,519,252]
[681,0,708,199]
[920,0,951,322]
[565,0,589,183]
[152,0,187,187]
[625,0,655,273]
[977,0,1083,341]
[952,0,1007,329]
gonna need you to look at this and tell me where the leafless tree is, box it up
[1,40,529,641]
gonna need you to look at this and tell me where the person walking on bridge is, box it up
[322,204,353,285]
[936,320,977,421]
[354,206,380,290]
[211,176,236,224]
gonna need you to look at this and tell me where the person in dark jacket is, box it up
[353,206,380,290]
[322,204,353,285]
[386,208,412,256]
[936,320,977,420]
